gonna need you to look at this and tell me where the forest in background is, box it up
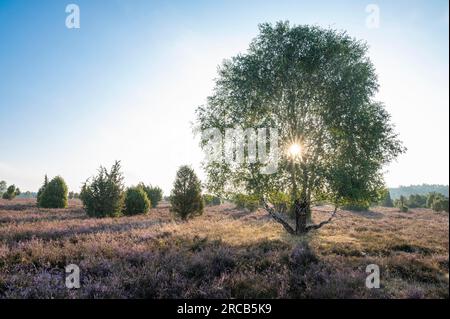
[389,184,449,199]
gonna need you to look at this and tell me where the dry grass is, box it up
[0,198,448,299]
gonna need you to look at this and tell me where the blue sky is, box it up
[0,0,448,194]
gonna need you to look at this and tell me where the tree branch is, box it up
[262,198,338,235]
[261,198,296,235]
[305,205,338,231]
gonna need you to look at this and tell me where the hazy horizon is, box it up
[1,0,449,194]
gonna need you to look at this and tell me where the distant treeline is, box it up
[389,184,449,199]
[16,191,82,199]
[17,191,37,199]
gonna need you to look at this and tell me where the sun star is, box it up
[287,143,302,158]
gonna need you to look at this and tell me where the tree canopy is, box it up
[196,22,405,234]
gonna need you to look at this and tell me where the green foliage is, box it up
[17,191,36,199]
[138,183,163,208]
[68,192,79,199]
[431,198,449,213]
[203,194,221,206]
[427,192,449,213]
[378,188,394,207]
[170,166,204,220]
[342,200,370,212]
[37,175,48,204]
[80,161,125,218]
[0,180,6,196]
[232,194,260,212]
[427,192,444,209]
[390,184,448,199]
[124,186,151,216]
[406,194,427,208]
[394,195,409,212]
[268,191,291,214]
[2,184,20,200]
[2,191,11,200]
[389,192,449,213]
[399,206,409,213]
[38,176,68,208]
[196,22,404,231]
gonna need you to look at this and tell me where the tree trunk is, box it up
[305,202,312,224]
[294,198,308,235]
[262,197,336,236]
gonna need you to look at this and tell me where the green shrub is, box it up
[37,175,48,204]
[138,183,163,208]
[232,193,260,212]
[0,180,6,197]
[170,166,204,220]
[68,192,79,199]
[203,194,221,206]
[268,191,291,214]
[394,195,409,212]
[342,200,370,211]
[1,185,20,200]
[430,197,449,213]
[80,161,125,218]
[38,176,68,208]
[427,192,449,212]
[426,193,437,208]
[378,188,394,207]
[124,186,151,215]
[407,194,427,208]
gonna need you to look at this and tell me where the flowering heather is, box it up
[0,199,448,298]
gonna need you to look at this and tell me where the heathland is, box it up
[0,199,448,298]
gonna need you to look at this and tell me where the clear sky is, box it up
[0,0,448,194]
